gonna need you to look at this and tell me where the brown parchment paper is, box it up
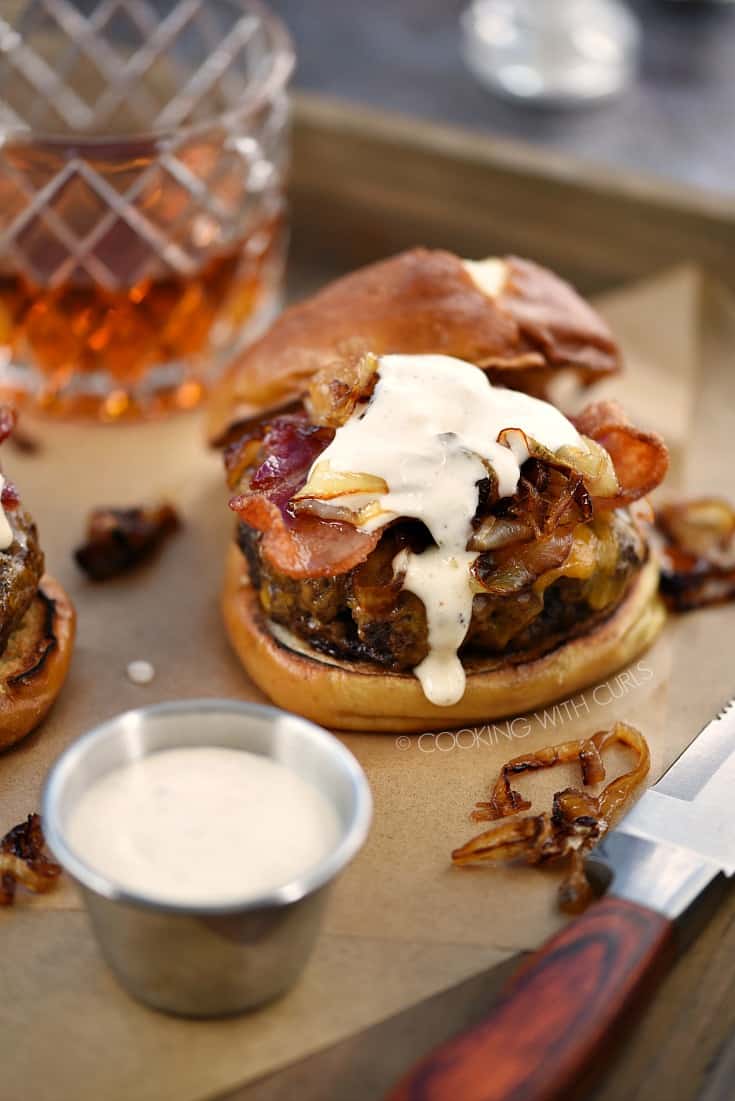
[1,267,734,1101]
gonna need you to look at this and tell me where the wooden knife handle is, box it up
[384,897,674,1101]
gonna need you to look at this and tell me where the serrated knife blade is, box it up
[592,697,735,922]
[613,697,735,876]
[653,697,735,801]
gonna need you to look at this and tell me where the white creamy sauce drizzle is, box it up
[67,747,341,905]
[0,475,13,550]
[311,354,584,707]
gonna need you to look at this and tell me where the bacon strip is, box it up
[249,417,334,509]
[232,495,379,578]
[229,415,380,577]
[572,401,669,506]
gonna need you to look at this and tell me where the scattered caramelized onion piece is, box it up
[452,722,650,912]
[655,497,735,611]
[74,503,180,581]
[0,814,61,906]
[558,849,596,912]
[452,814,555,866]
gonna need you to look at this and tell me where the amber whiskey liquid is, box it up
[0,221,283,421]
[0,113,288,421]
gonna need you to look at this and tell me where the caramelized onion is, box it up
[492,437,594,542]
[469,515,536,552]
[295,464,387,502]
[657,497,735,559]
[497,426,619,505]
[0,814,61,906]
[292,462,390,528]
[452,722,650,912]
[558,437,620,500]
[290,498,380,526]
[224,427,266,491]
[306,353,380,428]
[655,497,735,611]
[471,529,574,595]
[74,503,180,581]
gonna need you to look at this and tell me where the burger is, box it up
[0,410,75,748]
[216,251,667,732]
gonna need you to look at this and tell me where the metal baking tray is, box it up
[288,93,735,296]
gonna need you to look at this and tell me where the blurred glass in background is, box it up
[462,0,641,106]
[0,0,293,421]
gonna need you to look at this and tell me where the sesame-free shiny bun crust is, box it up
[208,250,620,445]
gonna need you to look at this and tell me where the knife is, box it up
[384,698,735,1101]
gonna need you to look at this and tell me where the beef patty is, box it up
[238,509,646,672]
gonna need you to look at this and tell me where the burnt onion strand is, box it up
[452,722,650,912]
[0,814,61,906]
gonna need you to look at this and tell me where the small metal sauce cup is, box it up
[42,699,372,1018]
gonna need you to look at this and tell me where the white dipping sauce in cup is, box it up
[66,747,341,905]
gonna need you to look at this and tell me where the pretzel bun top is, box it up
[208,249,620,445]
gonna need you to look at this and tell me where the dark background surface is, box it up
[270,0,735,197]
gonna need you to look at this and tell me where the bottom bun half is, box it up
[0,575,76,750]
[222,545,665,733]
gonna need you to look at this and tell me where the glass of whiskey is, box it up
[0,0,293,420]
